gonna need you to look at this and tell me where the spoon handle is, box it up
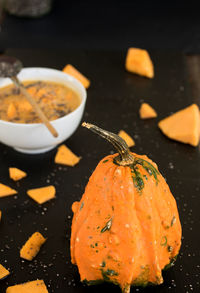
[11,76,58,138]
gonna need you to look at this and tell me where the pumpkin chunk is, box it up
[125,48,154,78]
[118,130,135,147]
[55,144,81,166]
[9,167,27,181]
[16,100,32,112]
[158,104,200,146]
[20,232,46,261]
[63,64,90,89]
[139,103,157,119]
[27,185,55,204]
[7,103,17,119]
[6,280,48,293]
[0,183,17,198]
[0,264,10,280]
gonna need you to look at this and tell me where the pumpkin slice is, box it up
[0,183,17,198]
[20,232,46,261]
[55,144,81,166]
[16,100,32,112]
[125,48,154,78]
[63,64,90,89]
[139,103,157,119]
[6,280,48,293]
[9,167,27,181]
[118,130,135,147]
[7,103,17,119]
[0,264,10,280]
[27,185,55,204]
[158,104,200,147]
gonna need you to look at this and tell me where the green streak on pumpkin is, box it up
[133,265,150,287]
[101,218,112,233]
[101,268,118,282]
[171,216,176,226]
[101,261,106,267]
[128,157,159,193]
[79,201,84,211]
[132,265,162,287]
[135,158,159,184]
[99,269,119,286]
[168,245,173,252]
[160,236,167,247]
[103,159,109,163]
[105,269,118,276]
[130,166,144,192]
[163,255,178,270]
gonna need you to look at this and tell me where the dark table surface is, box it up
[0,48,200,292]
[1,1,200,53]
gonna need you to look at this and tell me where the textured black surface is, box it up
[0,49,200,292]
[1,1,200,52]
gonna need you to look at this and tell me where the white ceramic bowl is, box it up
[0,67,87,154]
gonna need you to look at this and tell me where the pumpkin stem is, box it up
[82,122,135,166]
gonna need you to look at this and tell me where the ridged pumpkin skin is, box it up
[70,124,182,293]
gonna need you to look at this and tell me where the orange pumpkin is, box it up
[71,123,182,293]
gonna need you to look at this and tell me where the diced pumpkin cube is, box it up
[16,100,32,112]
[9,167,27,181]
[27,186,56,204]
[158,104,200,146]
[125,48,154,78]
[55,144,81,166]
[139,103,157,119]
[0,183,17,198]
[6,280,48,293]
[27,87,37,97]
[0,264,10,280]
[63,64,90,89]
[20,232,46,261]
[7,103,17,119]
[118,130,135,147]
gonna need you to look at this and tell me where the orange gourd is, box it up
[70,123,182,293]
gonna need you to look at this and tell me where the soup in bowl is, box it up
[0,67,87,154]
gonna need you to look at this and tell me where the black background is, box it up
[0,48,200,292]
[1,1,200,52]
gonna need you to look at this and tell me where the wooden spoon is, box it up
[0,55,58,138]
